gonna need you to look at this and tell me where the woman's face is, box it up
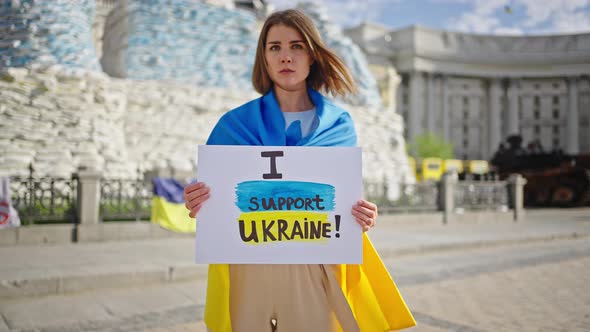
[264,24,313,92]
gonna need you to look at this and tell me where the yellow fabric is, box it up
[336,234,417,331]
[150,197,196,233]
[204,264,232,332]
[204,233,416,331]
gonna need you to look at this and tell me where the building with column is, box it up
[346,23,590,159]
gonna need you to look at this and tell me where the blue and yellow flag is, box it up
[151,177,196,233]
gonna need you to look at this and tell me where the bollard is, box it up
[440,171,458,224]
[508,174,527,222]
[76,167,102,225]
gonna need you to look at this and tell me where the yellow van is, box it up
[421,158,443,181]
[466,160,490,175]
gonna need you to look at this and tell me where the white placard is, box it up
[195,145,362,264]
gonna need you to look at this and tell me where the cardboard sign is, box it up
[195,145,362,264]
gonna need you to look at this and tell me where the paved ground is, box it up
[1,208,589,331]
[9,237,585,332]
[389,239,590,332]
[150,239,589,332]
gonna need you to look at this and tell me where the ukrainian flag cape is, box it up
[203,88,416,331]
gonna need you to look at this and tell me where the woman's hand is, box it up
[351,199,378,232]
[183,182,210,218]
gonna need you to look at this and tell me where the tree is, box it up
[407,132,454,159]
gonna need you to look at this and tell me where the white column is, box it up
[441,75,450,141]
[567,77,579,154]
[408,71,424,142]
[507,78,520,136]
[387,67,401,113]
[488,78,502,157]
[396,74,404,115]
[427,73,436,134]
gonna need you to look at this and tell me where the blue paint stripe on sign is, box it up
[235,180,335,212]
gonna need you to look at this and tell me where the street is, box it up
[15,236,588,332]
[385,238,590,332]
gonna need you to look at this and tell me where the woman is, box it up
[184,9,415,332]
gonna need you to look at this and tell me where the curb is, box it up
[2,232,588,300]
[0,265,208,300]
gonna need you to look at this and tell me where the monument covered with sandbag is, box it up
[0,0,411,188]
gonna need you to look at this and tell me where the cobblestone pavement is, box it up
[147,240,590,332]
[50,238,585,332]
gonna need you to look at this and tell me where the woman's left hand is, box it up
[351,199,378,232]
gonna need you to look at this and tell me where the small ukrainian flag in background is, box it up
[151,177,196,233]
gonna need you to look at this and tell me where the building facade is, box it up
[346,23,590,159]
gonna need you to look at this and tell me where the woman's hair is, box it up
[252,9,357,97]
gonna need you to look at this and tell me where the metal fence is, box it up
[364,181,439,213]
[365,179,509,214]
[99,178,152,221]
[10,171,515,224]
[10,173,78,225]
[454,180,509,211]
[9,164,154,224]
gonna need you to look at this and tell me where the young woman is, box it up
[184,9,415,332]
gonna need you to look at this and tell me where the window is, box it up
[534,84,540,89]
[463,110,469,119]
[534,110,540,119]
[553,82,560,89]
[463,96,469,106]
[534,125,540,134]
[534,96,540,106]
[553,109,560,119]
[427,164,439,171]
[553,138,559,147]
[553,125,559,134]
[402,74,409,87]
[553,96,559,105]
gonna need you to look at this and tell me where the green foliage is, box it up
[16,200,151,224]
[17,201,76,225]
[100,201,151,222]
[407,132,454,159]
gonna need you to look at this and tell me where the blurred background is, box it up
[0,1,589,331]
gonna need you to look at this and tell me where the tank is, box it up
[490,135,590,207]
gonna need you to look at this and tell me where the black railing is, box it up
[365,178,509,214]
[455,180,509,211]
[10,167,78,225]
[99,178,152,221]
[364,181,440,213]
[9,166,511,224]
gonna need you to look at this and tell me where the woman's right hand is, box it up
[183,182,210,218]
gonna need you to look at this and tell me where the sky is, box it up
[267,0,590,35]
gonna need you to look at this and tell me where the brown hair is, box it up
[252,9,357,97]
